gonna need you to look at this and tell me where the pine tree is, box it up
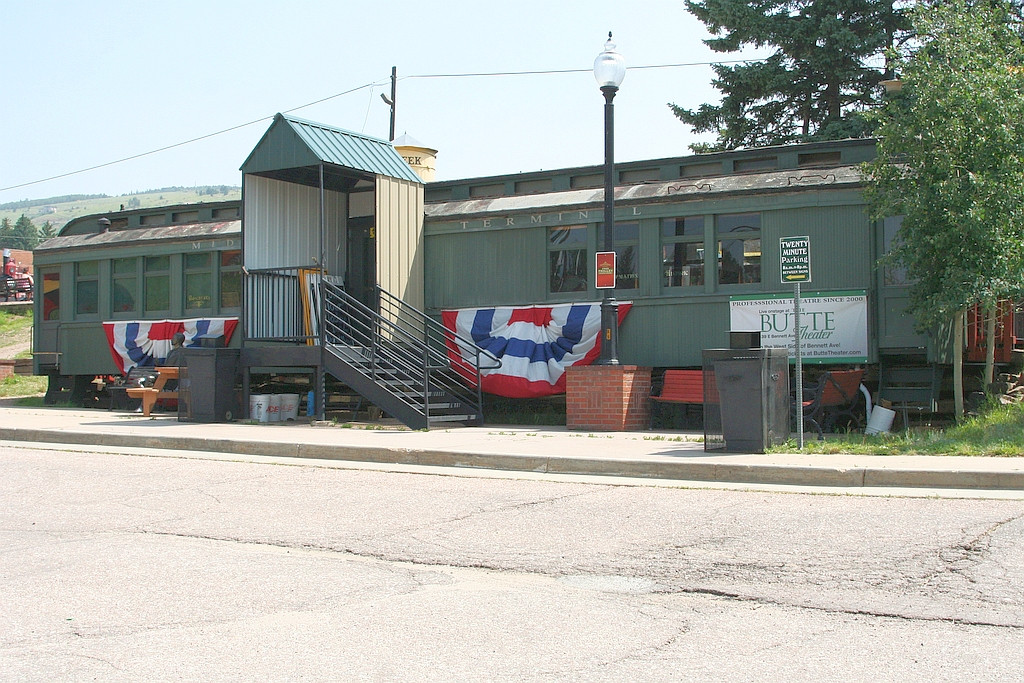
[39,221,58,240]
[673,0,911,152]
[11,215,39,250]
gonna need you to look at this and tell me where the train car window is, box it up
[515,178,553,195]
[716,213,761,286]
[680,161,723,178]
[42,269,60,320]
[548,226,588,293]
[212,207,239,219]
[172,210,199,223]
[662,216,705,288]
[469,183,506,198]
[620,168,660,185]
[601,222,640,290]
[570,174,603,189]
[184,253,209,269]
[798,151,841,167]
[184,253,213,311]
[112,257,139,313]
[75,261,99,316]
[733,157,778,173]
[145,255,170,312]
[220,250,242,309]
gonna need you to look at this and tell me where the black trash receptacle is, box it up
[702,347,789,453]
[178,348,239,423]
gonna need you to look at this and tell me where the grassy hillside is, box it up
[0,187,241,233]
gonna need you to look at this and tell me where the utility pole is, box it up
[380,66,397,141]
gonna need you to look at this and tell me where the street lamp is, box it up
[594,32,625,365]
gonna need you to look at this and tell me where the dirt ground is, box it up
[0,312,31,360]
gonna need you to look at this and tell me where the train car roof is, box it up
[425,163,865,221]
[36,220,240,253]
[37,201,241,253]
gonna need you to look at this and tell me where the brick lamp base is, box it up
[565,365,652,431]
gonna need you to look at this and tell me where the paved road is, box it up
[2,443,1023,681]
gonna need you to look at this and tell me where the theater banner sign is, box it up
[729,290,868,363]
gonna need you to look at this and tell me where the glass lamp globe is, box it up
[593,33,626,89]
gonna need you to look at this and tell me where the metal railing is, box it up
[321,280,501,424]
[244,266,319,343]
[244,265,500,425]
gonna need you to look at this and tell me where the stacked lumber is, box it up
[987,350,1024,405]
[988,371,1024,404]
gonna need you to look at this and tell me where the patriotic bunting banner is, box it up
[442,302,631,398]
[102,318,239,373]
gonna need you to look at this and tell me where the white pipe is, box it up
[860,383,873,420]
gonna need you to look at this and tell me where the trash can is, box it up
[178,348,239,423]
[702,348,789,453]
[196,334,225,348]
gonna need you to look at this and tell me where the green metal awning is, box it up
[241,113,421,184]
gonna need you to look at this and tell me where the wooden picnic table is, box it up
[125,366,179,416]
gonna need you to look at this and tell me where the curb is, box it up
[3,427,1024,491]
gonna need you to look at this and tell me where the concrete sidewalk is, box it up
[1,402,1023,495]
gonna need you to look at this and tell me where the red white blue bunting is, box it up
[102,318,239,373]
[442,302,631,398]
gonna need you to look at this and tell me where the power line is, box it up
[0,81,382,194]
[2,59,756,194]
[402,59,756,80]
[0,116,272,194]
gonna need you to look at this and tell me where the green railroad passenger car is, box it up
[422,138,940,368]
[31,129,1022,421]
[32,201,242,401]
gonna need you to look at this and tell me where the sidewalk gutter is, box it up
[3,425,1024,491]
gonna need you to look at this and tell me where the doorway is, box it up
[346,216,376,311]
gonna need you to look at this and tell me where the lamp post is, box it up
[594,32,625,365]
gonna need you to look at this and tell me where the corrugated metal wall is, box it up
[376,177,424,309]
[243,175,346,272]
[244,272,304,339]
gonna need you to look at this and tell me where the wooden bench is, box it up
[0,275,32,302]
[796,369,865,440]
[650,369,705,427]
[125,366,179,416]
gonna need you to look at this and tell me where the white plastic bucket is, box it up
[249,394,269,423]
[279,394,300,421]
[267,394,282,422]
[865,405,896,435]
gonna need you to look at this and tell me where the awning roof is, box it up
[241,113,421,184]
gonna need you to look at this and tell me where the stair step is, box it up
[322,292,485,431]
[333,345,371,363]
[428,414,479,423]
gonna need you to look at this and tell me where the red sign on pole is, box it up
[596,251,616,289]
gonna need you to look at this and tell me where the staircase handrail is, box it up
[375,286,502,373]
[320,279,500,424]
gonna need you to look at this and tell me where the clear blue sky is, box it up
[0,0,762,204]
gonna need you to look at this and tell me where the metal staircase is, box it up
[320,279,500,430]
